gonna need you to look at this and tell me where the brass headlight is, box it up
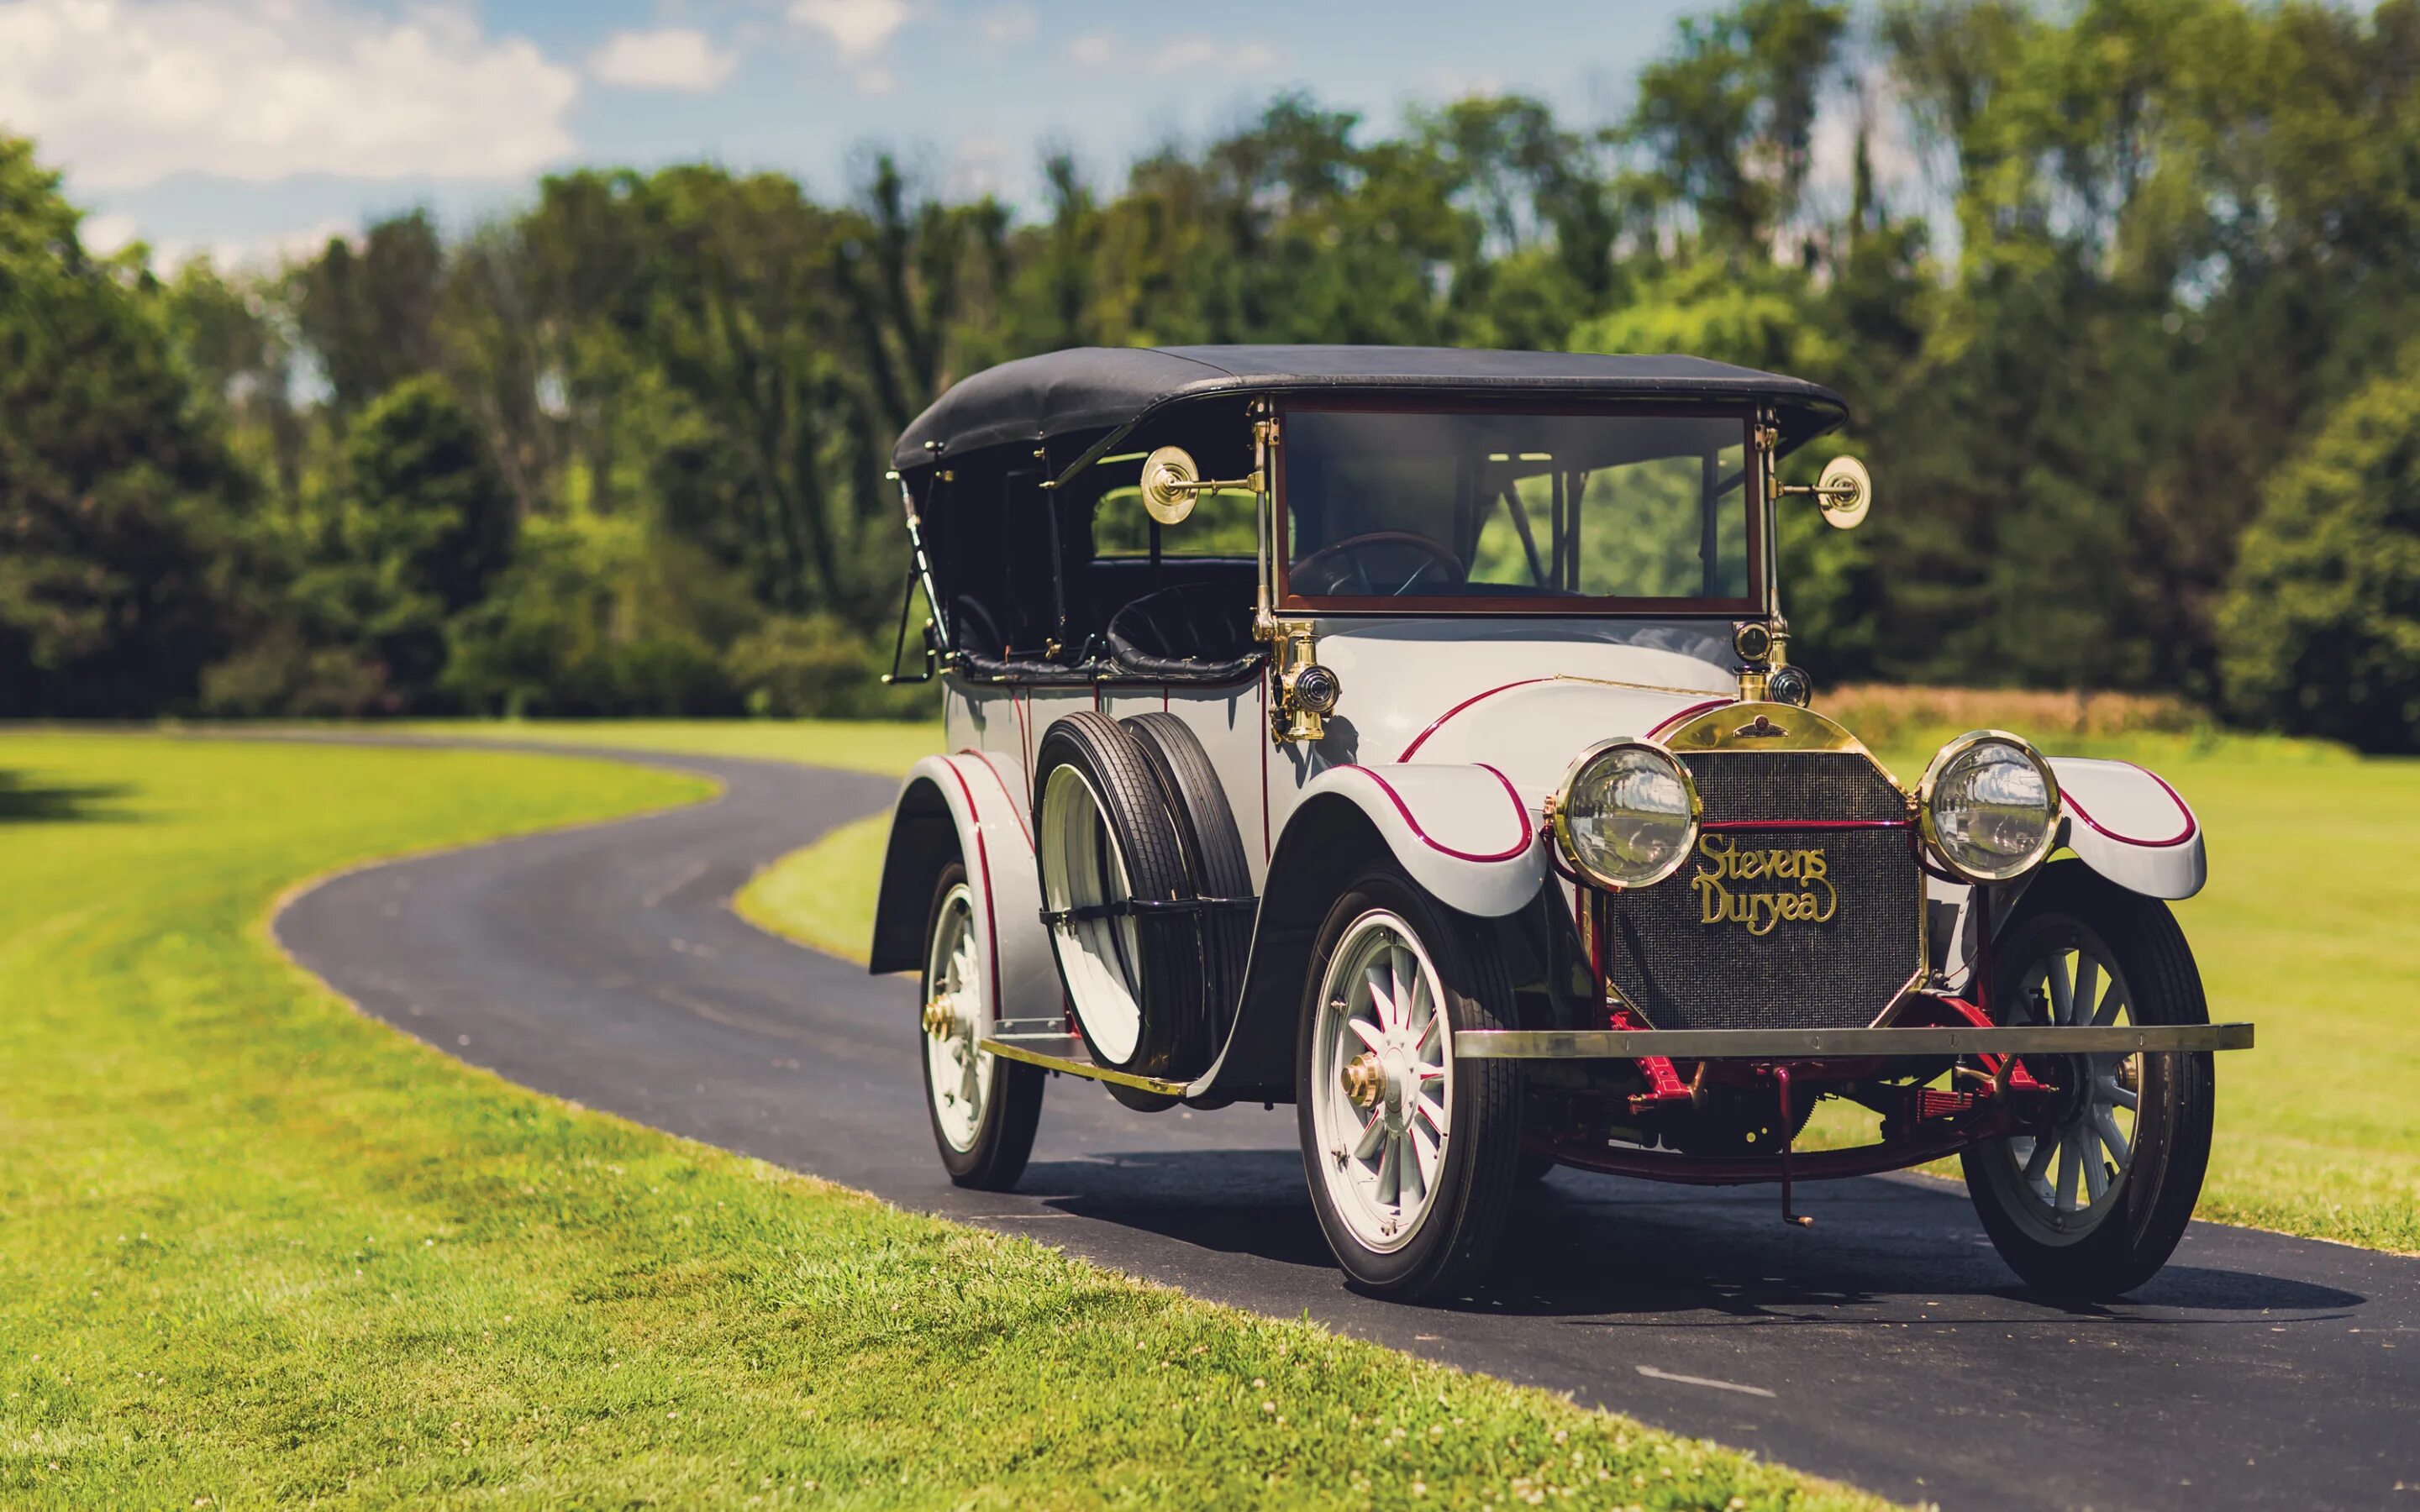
[1550,739,1702,889]
[1918,731,2060,884]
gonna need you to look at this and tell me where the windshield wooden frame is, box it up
[1273,396,1765,617]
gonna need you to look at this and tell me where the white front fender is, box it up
[1289,762,1546,917]
[2049,757,2207,900]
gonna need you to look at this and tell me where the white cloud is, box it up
[83,211,358,271]
[590,27,736,92]
[191,215,359,270]
[947,134,1005,198]
[1066,33,1276,76]
[978,3,1032,45]
[0,0,577,191]
[788,0,907,60]
[788,0,908,94]
[80,211,142,255]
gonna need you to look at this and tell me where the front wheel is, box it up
[918,864,1043,1189]
[1961,862,2214,1300]
[1297,864,1520,1301]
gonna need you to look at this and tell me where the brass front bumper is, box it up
[1454,1023,2254,1060]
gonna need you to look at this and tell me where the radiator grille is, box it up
[1601,751,1923,1031]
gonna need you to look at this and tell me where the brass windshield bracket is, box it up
[1250,407,1281,641]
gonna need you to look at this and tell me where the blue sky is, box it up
[0,0,1709,265]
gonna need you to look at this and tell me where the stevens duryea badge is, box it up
[1691,833,1839,935]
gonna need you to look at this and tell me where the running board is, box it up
[1455,1022,2254,1060]
[980,1032,1193,1096]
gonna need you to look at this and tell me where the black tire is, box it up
[1296,863,1522,1302]
[1960,861,2214,1300]
[918,863,1044,1189]
[1032,711,1202,1079]
[1121,711,1255,1059]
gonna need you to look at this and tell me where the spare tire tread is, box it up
[1033,711,1201,1078]
[1122,711,1255,1054]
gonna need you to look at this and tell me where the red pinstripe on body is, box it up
[2063,764,2197,848]
[1700,818,1910,831]
[1334,764,1535,864]
[956,748,1032,849]
[1396,678,1555,761]
[1647,697,1735,740]
[936,757,1002,1017]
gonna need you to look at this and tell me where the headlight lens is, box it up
[1920,732,2060,883]
[1553,740,1701,888]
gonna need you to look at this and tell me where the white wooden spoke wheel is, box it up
[1960,863,2214,1300]
[1309,911,1455,1253]
[1994,931,2141,1237]
[921,880,994,1152]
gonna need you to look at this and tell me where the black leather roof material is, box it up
[892,344,1850,470]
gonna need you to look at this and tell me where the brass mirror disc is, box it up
[1818,454,1870,529]
[1140,445,1200,525]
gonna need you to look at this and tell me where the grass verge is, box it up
[734,810,892,963]
[0,731,1876,1509]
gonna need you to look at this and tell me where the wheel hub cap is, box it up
[921,998,959,1040]
[1340,1052,1384,1109]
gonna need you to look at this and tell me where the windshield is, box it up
[1280,408,1757,612]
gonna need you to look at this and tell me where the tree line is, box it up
[4,0,2418,748]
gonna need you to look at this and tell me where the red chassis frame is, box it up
[1540,881,2056,1220]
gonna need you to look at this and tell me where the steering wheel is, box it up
[1289,531,1467,597]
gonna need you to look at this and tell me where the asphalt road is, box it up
[275,743,2420,1510]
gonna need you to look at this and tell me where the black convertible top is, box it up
[892,344,1848,470]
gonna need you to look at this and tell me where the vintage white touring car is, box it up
[869,346,2251,1302]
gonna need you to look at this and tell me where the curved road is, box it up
[276,744,2419,1509]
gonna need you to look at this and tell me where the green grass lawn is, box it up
[727,720,2420,1256]
[0,731,1875,1509]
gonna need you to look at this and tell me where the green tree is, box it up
[291,211,445,417]
[0,136,242,716]
[2218,348,2420,753]
[294,375,515,703]
[1626,0,1849,254]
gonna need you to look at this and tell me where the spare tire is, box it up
[1121,712,1255,1056]
[1034,712,1203,1079]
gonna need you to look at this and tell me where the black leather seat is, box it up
[950,595,1088,681]
[1105,582,1264,682]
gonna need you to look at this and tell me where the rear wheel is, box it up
[918,863,1043,1189]
[1297,864,1520,1301]
[1961,862,2213,1300]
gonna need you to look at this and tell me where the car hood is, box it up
[1310,622,1737,801]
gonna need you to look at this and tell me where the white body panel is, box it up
[897,752,1060,1021]
[2050,756,2207,900]
[913,625,2207,1032]
[940,617,1735,899]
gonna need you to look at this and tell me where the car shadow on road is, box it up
[1021,1151,1339,1270]
[1018,1148,2365,1320]
[1476,1177,2365,1320]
